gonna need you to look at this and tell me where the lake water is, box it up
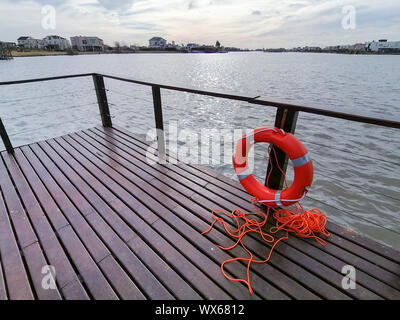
[0,52,399,249]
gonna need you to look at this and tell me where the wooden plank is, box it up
[326,221,400,264]
[319,232,400,275]
[89,128,390,300]
[70,130,347,299]
[53,134,256,300]
[21,242,62,300]
[2,126,399,300]
[186,191,391,299]
[124,237,202,300]
[0,155,61,299]
[189,178,400,296]
[27,142,172,300]
[64,131,288,299]
[42,137,226,299]
[204,175,400,274]
[19,145,118,300]
[41,138,201,300]
[88,128,345,297]
[51,134,256,300]
[263,220,400,299]
[0,178,33,300]
[25,146,114,267]
[292,231,400,292]
[110,125,400,265]
[56,224,117,299]
[0,256,7,300]
[0,156,38,249]
[105,126,400,291]
[61,279,90,300]
[97,255,146,300]
[74,129,321,299]
[204,184,400,284]
[3,151,88,299]
[162,166,400,294]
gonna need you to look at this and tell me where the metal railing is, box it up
[1,72,400,189]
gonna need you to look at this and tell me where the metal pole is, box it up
[0,117,13,153]
[152,85,166,163]
[92,74,112,127]
[265,108,299,189]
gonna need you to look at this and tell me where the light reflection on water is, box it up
[0,52,399,249]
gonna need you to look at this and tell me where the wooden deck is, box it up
[1,125,400,300]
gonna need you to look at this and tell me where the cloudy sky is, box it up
[1,0,399,48]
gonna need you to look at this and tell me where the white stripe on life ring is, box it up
[291,152,311,167]
[237,167,253,181]
[274,190,283,207]
[247,134,254,145]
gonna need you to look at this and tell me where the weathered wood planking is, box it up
[0,126,399,300]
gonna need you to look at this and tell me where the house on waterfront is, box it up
[0,41,14,59]
[43,35,70,51]
[17,36,45,49]
[70,36,104,52]
[352,43,365,51]
[0,41,16,50]
[366,40,400,53]
[149,37,167,49]
[185,43,199,51]
[302,46,322,52]
[323,43,365,52]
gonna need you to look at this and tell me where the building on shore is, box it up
[323,43,365,52]
[185,43,199,51]
[17,36,45,49]
[366,39,400,53]
[0,41,16,49]
[43,35,70,51]
[0,41,14,59]
[70,36,104,52]
[17,35,70,51]
[148,37,167,49]
[303,46,322,52]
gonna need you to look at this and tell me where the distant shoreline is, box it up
[9,50,400,58]
[10,50,232,58]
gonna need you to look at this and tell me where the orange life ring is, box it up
[233,127,313,207]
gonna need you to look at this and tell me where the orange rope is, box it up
[202,146,330,294]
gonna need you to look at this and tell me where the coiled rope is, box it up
[202,145,330,294]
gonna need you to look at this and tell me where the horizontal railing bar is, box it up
[99,73,400,129]
[0,73,95,86]
[101,73,257,102]
[250,99,400,129]
[0,72,399,130]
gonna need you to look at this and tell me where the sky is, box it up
[0,0,399,49]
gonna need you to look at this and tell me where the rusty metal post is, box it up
[93,74,112,127]
[151,85,166,163]
[0,117,13,153]
[265,108,298,189]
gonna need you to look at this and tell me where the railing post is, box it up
[0,117,13,153]
[92,74,112,127]
[151,85,166,163]
[265,108,298,189]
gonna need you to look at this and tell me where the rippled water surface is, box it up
[0,52,399,248]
